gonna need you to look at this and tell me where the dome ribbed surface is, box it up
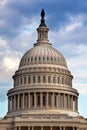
[19,44,67,68]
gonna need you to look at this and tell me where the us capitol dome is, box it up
[8,9,78,117]
[0,9,87,130]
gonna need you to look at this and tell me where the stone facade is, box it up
[0,9,87,130]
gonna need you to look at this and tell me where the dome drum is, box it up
[7,86,78,117]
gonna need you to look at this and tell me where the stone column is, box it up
[34,92,36,108]
[28,126,30,130]
[10,96,12,111]
[19,126,21,130]
[62,94,64,109]
[70,95,73,110]
[68,95,70,110]
[32,126,34,130]
[64,94,66,109]
[56,94,58,108]
[60,127,62,130]
[58,93,60,109]
[41,126,43,130]
[23,93,24,109]
[50,126,52,130]
[18,94,20,109]
[46,92,48,108]
[14,95,16,110]
[14,126,17,130]
[77,97,78,112]
[8,97,10,112]
[73,127,75,130]
[28,93,30,108]
[40,92,43,108]
[52,92,54,107]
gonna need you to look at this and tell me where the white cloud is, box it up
[0,38,7,47]
[3,57,19,71]
[65,22,82,32]
[0,0,8,7]
[0,56,19,81]
[75,84,87,95]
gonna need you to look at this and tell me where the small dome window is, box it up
[43,57,45,60]
[28,58,30,61]
[35,57,37,61]
[39,57,41,60]
[31,57,33,61]
[47,57,49,60]
[25,58,26,62]
[51,57,53,60]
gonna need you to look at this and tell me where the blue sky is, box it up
[0,0,87,118]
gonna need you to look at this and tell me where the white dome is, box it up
[19,43,67,69]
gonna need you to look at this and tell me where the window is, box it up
[39,57,41,61]
[47,57,49,60]
[24,77,26,84]
[58,77,59,84]
[25,94,28,108]
[28,76,31,84]
[53,77,55,83]
[38,76,40,83]
[31,94,34,107]
[48,93,51,106]
[54,94,57,107]
[31,57,33,61]
[35,57,37,61]
[20,94,23,109]
[43,76,46,83]
[43,57,45,60]
[33,76,35,83]
[51,57,53,60]
[37,94,40,106]
[20,77,22,85]
[28,58,30,61]
[60,94,63,109]
[43,94,46,106]
[18,78,19,85]
[48,76,50,83]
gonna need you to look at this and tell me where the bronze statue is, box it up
[41,8,45,20]
[39,8,46,27]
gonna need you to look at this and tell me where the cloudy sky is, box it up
[0,0,87,118]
